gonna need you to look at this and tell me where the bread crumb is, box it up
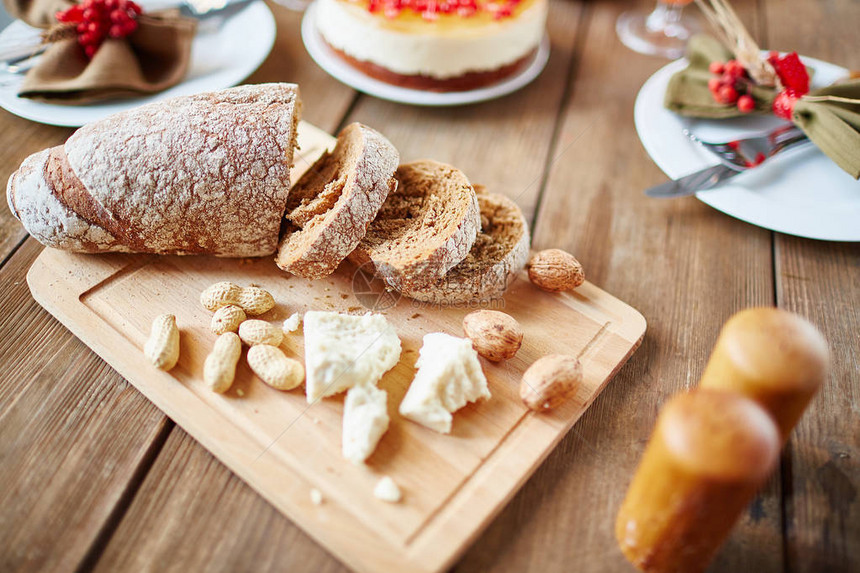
[310,488,324,505]
[282,312,302,333]
[236,389,245,397]
[373,476,402,503]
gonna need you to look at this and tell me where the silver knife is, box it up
[644,163,743,199]
[0,0,256,65]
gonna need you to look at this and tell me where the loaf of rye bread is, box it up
[401,186,530,304]
[349,160,480,290]
[275,123,398,279]
[6,83,300,256]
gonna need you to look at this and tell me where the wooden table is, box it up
[1,1,857,571]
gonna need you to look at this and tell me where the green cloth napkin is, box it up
[665,35,860,179]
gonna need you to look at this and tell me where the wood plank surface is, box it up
[92,428,350,573]
[502,1,782,571]
[0,0,858,570]
[774,239,860,573]
[765,0,860,570]
[247,3,355,134]
[0,239,171,573]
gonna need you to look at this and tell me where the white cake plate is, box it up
[301,2,550,107]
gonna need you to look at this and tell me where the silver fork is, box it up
[645,124,815,198]
[684,124,810,171]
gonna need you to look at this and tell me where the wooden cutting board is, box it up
[26,121,646,573]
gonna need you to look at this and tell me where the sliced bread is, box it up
[401,186,530,304]
[349,160,480,290]
[275,123,398,279]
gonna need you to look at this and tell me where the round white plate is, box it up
[635,57,860,242]
[0,1,276,127]
[301,1,550,106]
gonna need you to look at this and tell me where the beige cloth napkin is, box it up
[4,0,196,104]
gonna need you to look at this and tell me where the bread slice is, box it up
[401,186,530,304]
[349,160,480,290]
[275,123,398,279]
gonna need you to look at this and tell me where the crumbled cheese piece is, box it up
[303,311,401,403]
[310,488,324,505]
[399,333,490,434]
[236,388,245,397]
[343,384,389,464]
[282,312,302,333]
[373,476,402,503]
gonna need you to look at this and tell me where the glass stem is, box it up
[645,2,686,35]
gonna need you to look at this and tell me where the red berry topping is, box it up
[361,0,519,20]
[768,51,810,95]
[772,89,799,121]
[737,94,755,113]
[709,61,725,75]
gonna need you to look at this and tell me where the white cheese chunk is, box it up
[282,312,302,333]
[343,384,390,464]
[303,311,401,403]
[373,476,402,503]
[399,332,490,434]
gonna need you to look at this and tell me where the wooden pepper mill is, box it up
[615,389,780,573]
[698,307,829,441]
[616,307,829,572]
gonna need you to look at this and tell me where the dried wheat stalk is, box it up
[694,0,777,86]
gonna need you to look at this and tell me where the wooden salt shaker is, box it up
[615,389,780,573]
[698,307,829,441]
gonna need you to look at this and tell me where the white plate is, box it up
[301,1,550,106]
[634,57,860,242]
[0,1,276,127]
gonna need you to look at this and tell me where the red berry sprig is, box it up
[55,0,142,59]
[707,58,753,111]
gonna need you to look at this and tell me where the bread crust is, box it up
[8,83,301,256]
[401,191,530,305]
[7,147,128,253]
[349,160,480,290]
[275,123,399,279]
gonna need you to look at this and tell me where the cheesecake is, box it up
[315,0,548,91]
